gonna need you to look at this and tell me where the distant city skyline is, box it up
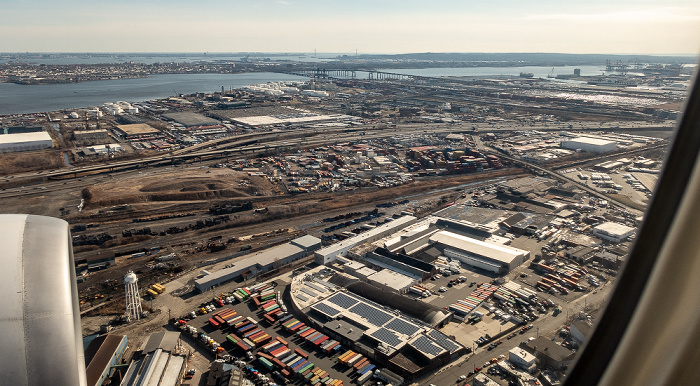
[1,0,699,55]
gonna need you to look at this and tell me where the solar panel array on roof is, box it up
[385,318,421,336]
[327,292,358,309]
[305,282,327,293]
[312,302,341,317]
[350,303,393,326]
[313,278,337,289]
[296,294,309,302]
[426,329,462,353]
[411,335,446,357]
[370,328,402,347]
[300,287,319,297]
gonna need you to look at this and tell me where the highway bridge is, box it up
[277,68,425,81]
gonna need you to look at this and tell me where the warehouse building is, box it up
[314,215,417,265]
[162,112,220,127]
[592,221,635,243]
[362,247,434,281]
[342,280,452,328]
[561,137,617,153]
[428,231,529,274]
[339,260,418,294]
[74,129,109,141]
[194,235,321,292]
[113,123,161,140]
[293,275,465,379]
[84,334,128,386]
[500,212,554,235]
[0,131,53,153]
[120,332,186,386]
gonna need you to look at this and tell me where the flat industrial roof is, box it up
[232,113,347,126]
[429,230,528,264]
[290,234,321,249]
[115,123,160,136]
[344,260,366,270]
[142,331,181,353]
[305,287,462,359]
[316,215,417,258]
[510,347,537,362]
[594,221,635,236]
[367,269,415,291]
[525,337,574,361]
[357,267,378,277]
[195,243,305,286]
[0,131,52,144]
[565,136,617,146]
[163,112,220,127]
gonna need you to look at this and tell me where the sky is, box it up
[1,0,699,55]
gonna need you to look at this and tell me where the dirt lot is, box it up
[0,149,65,174]
[86,168,273,207]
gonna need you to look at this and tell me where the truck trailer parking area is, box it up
[176,285,359,385]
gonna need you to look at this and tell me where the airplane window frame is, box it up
[564,68,700,385]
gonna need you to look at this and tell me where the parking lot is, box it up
[561,168,655,207]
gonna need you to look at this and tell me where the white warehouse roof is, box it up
[0,131,53,152]
[429,230,528,265]
[565,136,617,146]
[561,136,618,153]
[593,221,635,236]
[0,131,52,144]
[367,269,416,292]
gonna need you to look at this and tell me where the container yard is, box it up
[170,281,360,385]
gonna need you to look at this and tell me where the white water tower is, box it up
[124,271,143,321]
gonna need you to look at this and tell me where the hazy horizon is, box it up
[1,51,698,56]
[2,1,699,55]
